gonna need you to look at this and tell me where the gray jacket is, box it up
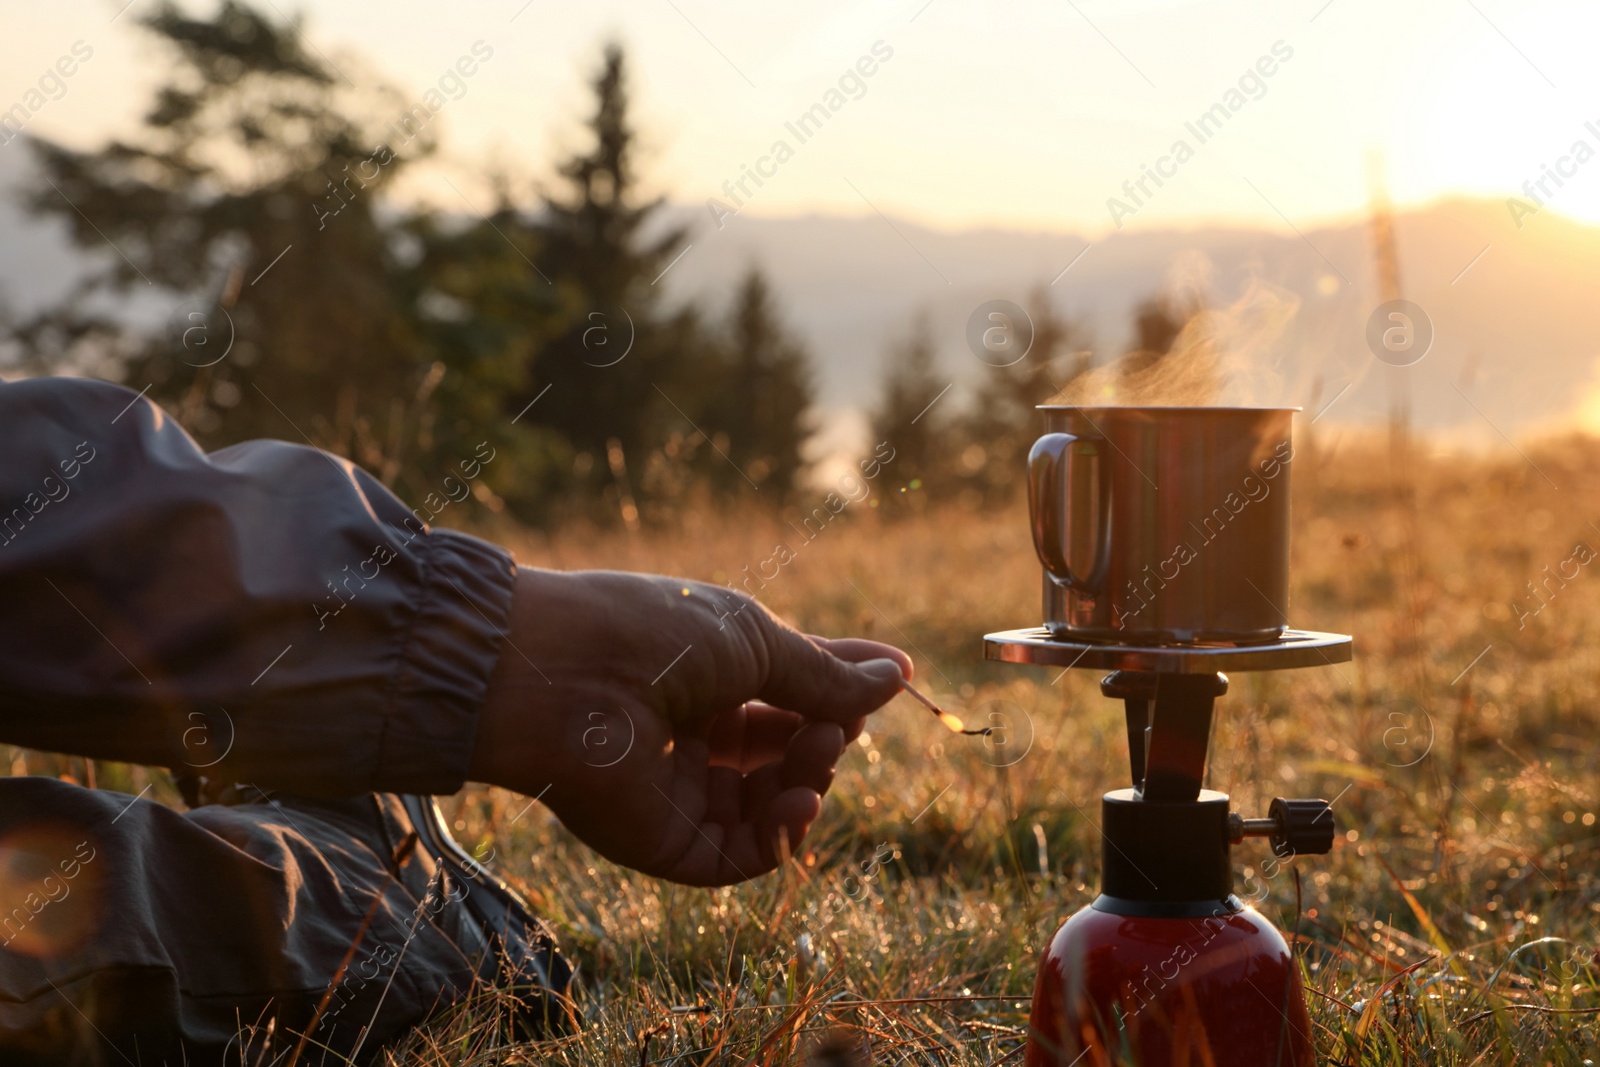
[0,376,514,796]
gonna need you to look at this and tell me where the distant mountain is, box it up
[5,139,1596,446]
[654,197,1600,447]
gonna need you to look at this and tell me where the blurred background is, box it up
[6,4,1600,1062]
[5,0,1600,527]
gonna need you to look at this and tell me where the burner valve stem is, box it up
[1228,797,1336,857]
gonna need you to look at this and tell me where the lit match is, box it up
[899,678,990,736]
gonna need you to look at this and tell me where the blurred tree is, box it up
[954,289,1091,503]
[1118,295,1192,379]
[868,315,949,512]
[521,42,702,522]
[1133,297,1186,356]
[7,9,810,528]
[17,3,429,462]
[392,204,570,524]
[697,268,815,500]
[10,0,565,517]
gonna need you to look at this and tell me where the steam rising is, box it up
[1059,277,1302,408]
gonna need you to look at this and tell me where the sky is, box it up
[6,0,1600,237]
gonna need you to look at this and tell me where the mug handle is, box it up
[1028,432,1111,596]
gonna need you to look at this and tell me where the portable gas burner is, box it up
[988,404,1352,1067]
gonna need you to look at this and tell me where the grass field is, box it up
[13,431,1600,1064]
[372,431,1600,1065]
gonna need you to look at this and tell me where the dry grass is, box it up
[17,430,1600,1064]
[380,430,1600,1065]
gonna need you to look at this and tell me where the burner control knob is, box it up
[1268,797,1335,857]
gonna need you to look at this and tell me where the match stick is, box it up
[900,678,991,736]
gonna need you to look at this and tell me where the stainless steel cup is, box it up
[1027,405,1297,645]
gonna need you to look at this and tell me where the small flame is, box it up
[901,679,993,737]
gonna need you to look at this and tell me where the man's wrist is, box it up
[471,566,560,791]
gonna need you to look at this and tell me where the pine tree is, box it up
[956,289,1090,501]
[701,268,814,500]
[522,42,697,519]
[1119,296,1190,378]
[868,316,950,511]
[392,201,568,524]
[9,1,567,517]
[16,1,439,467]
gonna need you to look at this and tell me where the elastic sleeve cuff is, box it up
[372,528,517,794]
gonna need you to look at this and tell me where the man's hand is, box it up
[470,569,911,887]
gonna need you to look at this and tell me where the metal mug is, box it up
[1027,405,1297,645]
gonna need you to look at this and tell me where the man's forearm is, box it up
[0,377,515,796]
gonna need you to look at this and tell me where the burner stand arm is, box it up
[1101,670,1227,801]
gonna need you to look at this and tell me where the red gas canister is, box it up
[1026,901,1313,1067]
[1022,786,1318,1067]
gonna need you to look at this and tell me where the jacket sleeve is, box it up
[0,376,517,796]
